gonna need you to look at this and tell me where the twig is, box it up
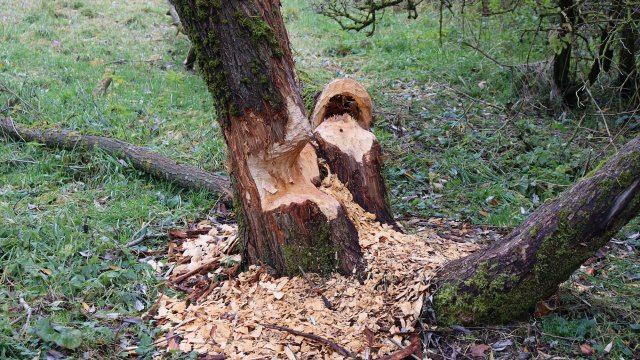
[172,260,220,284]
[262,323,355,358]
[298,266,333,310]
[461,41,515,68]
[19,297,32,336]
[540,332,580,341]
[191,280,220,303]
[104,58,163,65]
[581,85,617,151]
[0,82,44,122]
[127,233,168,247]
[381,333,422,360]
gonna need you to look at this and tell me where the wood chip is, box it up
[151,176,481,357]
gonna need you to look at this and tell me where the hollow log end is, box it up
[311,78,373,130]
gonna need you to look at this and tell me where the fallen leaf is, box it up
[470,343,490,358]
[492,340,512,351]
[167,330,180,351]
[579,343,593,356]
[37,267,52,276]
[604,341,613,353]
[533,300,554,317]
[363,327,375,347]
[583,267,596,276]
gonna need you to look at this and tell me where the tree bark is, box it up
[586,8,618,85]
[312,79,396,228]
[0,118,232,198]
[618,10,638,98]
[433,135,640,325]
[552,0,578,106]
[167,2,197,70]
[169,0,365,276]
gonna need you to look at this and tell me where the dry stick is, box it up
[461,41,515,69]
[382,334,422,360]
[298,266,333,310]
[581,85,618,151]
[262,323,355,358]
[0,118,233,198]
[172,260,220,284]
[19,297,32,336]
[126,233,168,248]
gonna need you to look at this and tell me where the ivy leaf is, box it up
[33,318,83,350]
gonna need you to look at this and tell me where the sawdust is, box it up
[151,176,481,359]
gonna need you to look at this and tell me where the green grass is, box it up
[1,0,639,358]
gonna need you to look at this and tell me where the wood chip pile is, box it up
[150,176,482,358]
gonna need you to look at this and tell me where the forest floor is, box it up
[0,0,638,358]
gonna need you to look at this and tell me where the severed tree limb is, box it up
[0,118,232,198]
[433,134,640,325]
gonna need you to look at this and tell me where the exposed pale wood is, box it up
[311,78,373,130]
[315,114,396,227]
[170,0,364,276]
[312,79,395,227]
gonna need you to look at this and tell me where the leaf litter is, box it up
[150,176,482,358]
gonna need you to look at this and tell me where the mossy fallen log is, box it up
[433,135,640,325]
[0,118,232,198]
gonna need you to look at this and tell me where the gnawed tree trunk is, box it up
[312,79,396,228]
[169,0,365,276]
[432,135,640,325]
[0,118,232,198]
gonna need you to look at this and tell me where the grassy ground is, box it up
[0,0,638,358]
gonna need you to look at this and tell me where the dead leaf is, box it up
[533,300,554,317]
[37,267,52,276]
[167,330,180,351]
[363,327,375,347]
[470,343,490,358]
[579,343,593,356]
[584,267,596,276]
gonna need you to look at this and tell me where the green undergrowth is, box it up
[1,0,638,358]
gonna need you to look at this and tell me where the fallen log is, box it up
[0,118,232,198]
[433,134,640,325]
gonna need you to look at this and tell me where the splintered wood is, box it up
[152,176,480,358]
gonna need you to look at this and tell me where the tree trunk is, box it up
[169,0,365,277]
[0,117,232,198]
[552,0,578,105]
[167,2,197,71]
[618,11,638,98]
[312,79,396,228]
[586,7,619,85]
[433,135,640,325]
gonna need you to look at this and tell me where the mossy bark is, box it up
[433,135,640,325]
[169,0,364,276]
[0,118,232,198]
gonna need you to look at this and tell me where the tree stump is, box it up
[312,79,396,228]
